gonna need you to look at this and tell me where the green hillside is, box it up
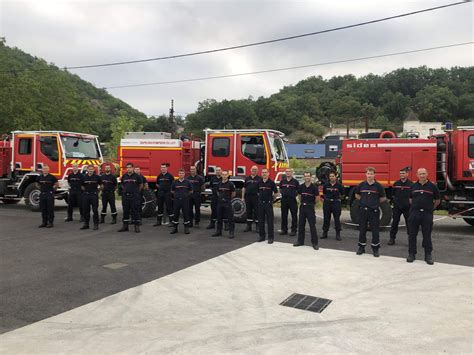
[0,39,148,141]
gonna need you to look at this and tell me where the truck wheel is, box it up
[24,184,41,212]
[232,197,246,223]
[350,199,392,226]
[141,189,157,218]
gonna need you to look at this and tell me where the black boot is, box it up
[118,223,129,232]
[228,230,234,239]
[100,215,105,224]
[79,216,85,223]
[407,254,416,263]
[80,224,90,230]
[153,216,162,227]
[388,238,395,245]
[289,231,296,237]
[268,238,274,244]
[336,231,341,241]
[170,224,178,234]
[184,225,190,234]
[93,224,99,230]
[279,230,287,236]
[321,231,328,239]
[224,222,229,231]
[356,246,365,255]
[134,224,140,233]
[244,222,252,232]
[212,229,222,237]
[373,248,380,257]
[38,223,47,228]
[425,253,434,265]
[312,243,319,250]
[46,223,54,228]
[293,242,303,246]
[206,221,215,230]
[195,221,200,228]
[64,216,73,222]
[111,215,117,224]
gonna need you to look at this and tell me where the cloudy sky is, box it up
[1,0,472,116]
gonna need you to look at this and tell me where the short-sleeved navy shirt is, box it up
[156,172,174,192]
[67,171,83,191]
[410,180,440,212]
[322,181,344,201]
[210,175,222,196]
[244,175,262,196]
[258,178,277,202]
[279,177,299,199]
[392,179,412,209]
[121,172,141,194]
[217,180,236,202]
[139,174,148,185]
[355,181,386,209]
[37,174,58,193]
[298,182,319,205]
[186,174,205,194]
[172,179,193,199]
[101,173,117,192]
[82,173,102,193]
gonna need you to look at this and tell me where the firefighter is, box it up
[407,168,440,265]
[134,166,148,225]
[186,166,205,227]
[206,167,222,230]
[80,165,102,230]
[257,168,278,244]
[321,171,344,240]
[36,165,58,228]
[242,165,261,232]
[100,165,118,224]
[170,168,193,235]
[118,162,143,233]
[279,168,299,236]
[65,163,84,222]
[212,170,236,238]
[154,163,174,226]
[389,168,412,245]
[293,172,319,250]
[355,166,386,257]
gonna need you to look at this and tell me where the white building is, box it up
[402,120,443,138]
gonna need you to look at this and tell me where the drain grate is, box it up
[280,293,332,313]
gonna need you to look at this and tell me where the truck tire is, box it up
[231,197,246,223]
[350,199,392,226]
[24,184,41,212]
[141,189,157,218]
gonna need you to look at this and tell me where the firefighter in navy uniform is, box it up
[257,168,278,244]
[118,162,143,233]
[279,168,299,236]
[170,168,193,235]
[206,167,222,230]
[321,171,344,240]
[186,166,205,227]
[293,172,319,250]
[154,163,174,226]
[81,165,102,230]
[100,165,118,224]
[212,170,236,238]
[355,167,386,257]
[36,165,58,228]
[388,168,412,245]
[134,166,148,225]
[407,168,440,265]
[242,166,261,232]
[65,163,84,222]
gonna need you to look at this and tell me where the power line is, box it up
[2,1,469,74]
[103,41,473,89]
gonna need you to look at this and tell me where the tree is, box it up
[413,85,458,122]
[107,112,139,159]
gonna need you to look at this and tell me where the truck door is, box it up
[463,132,474,181]
[14,134,34,172]
[237,134,267,176]
[36,134,61,177]
[207,134,234,175]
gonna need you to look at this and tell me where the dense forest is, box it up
[1,40,473,147]
[185,66,474,142]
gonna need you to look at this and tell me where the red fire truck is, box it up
[118,129,290,220]
[0,131,103,210]
[328,126,474,226]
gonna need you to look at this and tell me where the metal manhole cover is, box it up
[280,293,332,313]
[103,262,128,270]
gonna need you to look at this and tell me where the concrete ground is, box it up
[0,202,472,353]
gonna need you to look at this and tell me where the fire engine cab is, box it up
[0,131,103,210]
[330,126,474,226]
[118,129,290,220]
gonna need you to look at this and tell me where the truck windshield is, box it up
[268,133,288,162]
[61,136,100,159]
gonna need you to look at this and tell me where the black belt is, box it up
[124,192,138,196]
[259,200,272,204]
[83,191,98,195]
[362,207,378,211]
[325,198,340,202]
[302,203,314,206]
[40,191,53,194]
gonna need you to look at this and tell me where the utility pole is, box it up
[169,99,175,136]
